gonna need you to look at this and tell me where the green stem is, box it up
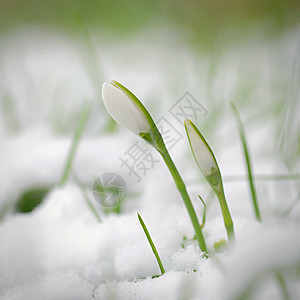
[0,199,12,223]
[243,139,261,221]
[216,184,235,242]
[275,272,291,300]
[231,103,261,222]
[159,146,207,253]
[138,213,165,275]
[59,102,91,187]
[198,195,206,229]
[72,172,102,223]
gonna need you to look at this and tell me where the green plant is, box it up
[59,101,91,187]
[275,271,291,300]
[198,195,207,229]
[102,81,207,253]
[15,186,51,213]
[231,102,261,222]
[72,172,102,223]
[184,119,235,242]
[137,213,165,276]
[0,200,12,222]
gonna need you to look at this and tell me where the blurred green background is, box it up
[1,0,299,44]
[0,0,299,172]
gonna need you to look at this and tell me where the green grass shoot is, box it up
[275,271,291,300]
[0,200,12,223]
[14,186,50,213]
[72,172,102,223]
[231,102,261,222]
[59,101,91,187]
[137,213,165,276]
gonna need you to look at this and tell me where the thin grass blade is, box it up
[137,213,165,275]
[231,102,261,222]
[59,101,91,186]
[72,172,101,223]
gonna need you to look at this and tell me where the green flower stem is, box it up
[216,184,235,242]
[138,213,165,275]
[102,81,207,253]
[184,119,235,243]
[198,195,206,229]
[158,144,207,253]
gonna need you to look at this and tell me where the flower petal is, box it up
[102,82,151,135]
[184,119,218,177]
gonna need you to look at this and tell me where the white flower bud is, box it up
[102,81,153,136]
[184,119,220,188]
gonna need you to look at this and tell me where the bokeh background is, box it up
[0,0,299,198]
[0,1,300,299]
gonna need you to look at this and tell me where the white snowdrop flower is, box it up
[185,119,235,241]
[101,82,208,252]
[184,119,220,188]
[102,81,154,137]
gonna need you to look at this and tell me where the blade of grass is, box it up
[275,272,291,300]
[0,199,12,222]
[137,213,165,275]
[281,193,300,218]
[231,102,261,222]
[59,101,91,186]
[72,172,101,223]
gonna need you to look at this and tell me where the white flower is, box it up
[184,119,220,187]
[102,81,153,136]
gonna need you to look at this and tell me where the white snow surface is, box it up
[0,131,299,300]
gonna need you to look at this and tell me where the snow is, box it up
[1,176,298,299]
[223,222,300,300]
[0,26,300,299]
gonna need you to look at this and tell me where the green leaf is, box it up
[138,213,165,275]
[139,131,153,143]
[15,187,50,213]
